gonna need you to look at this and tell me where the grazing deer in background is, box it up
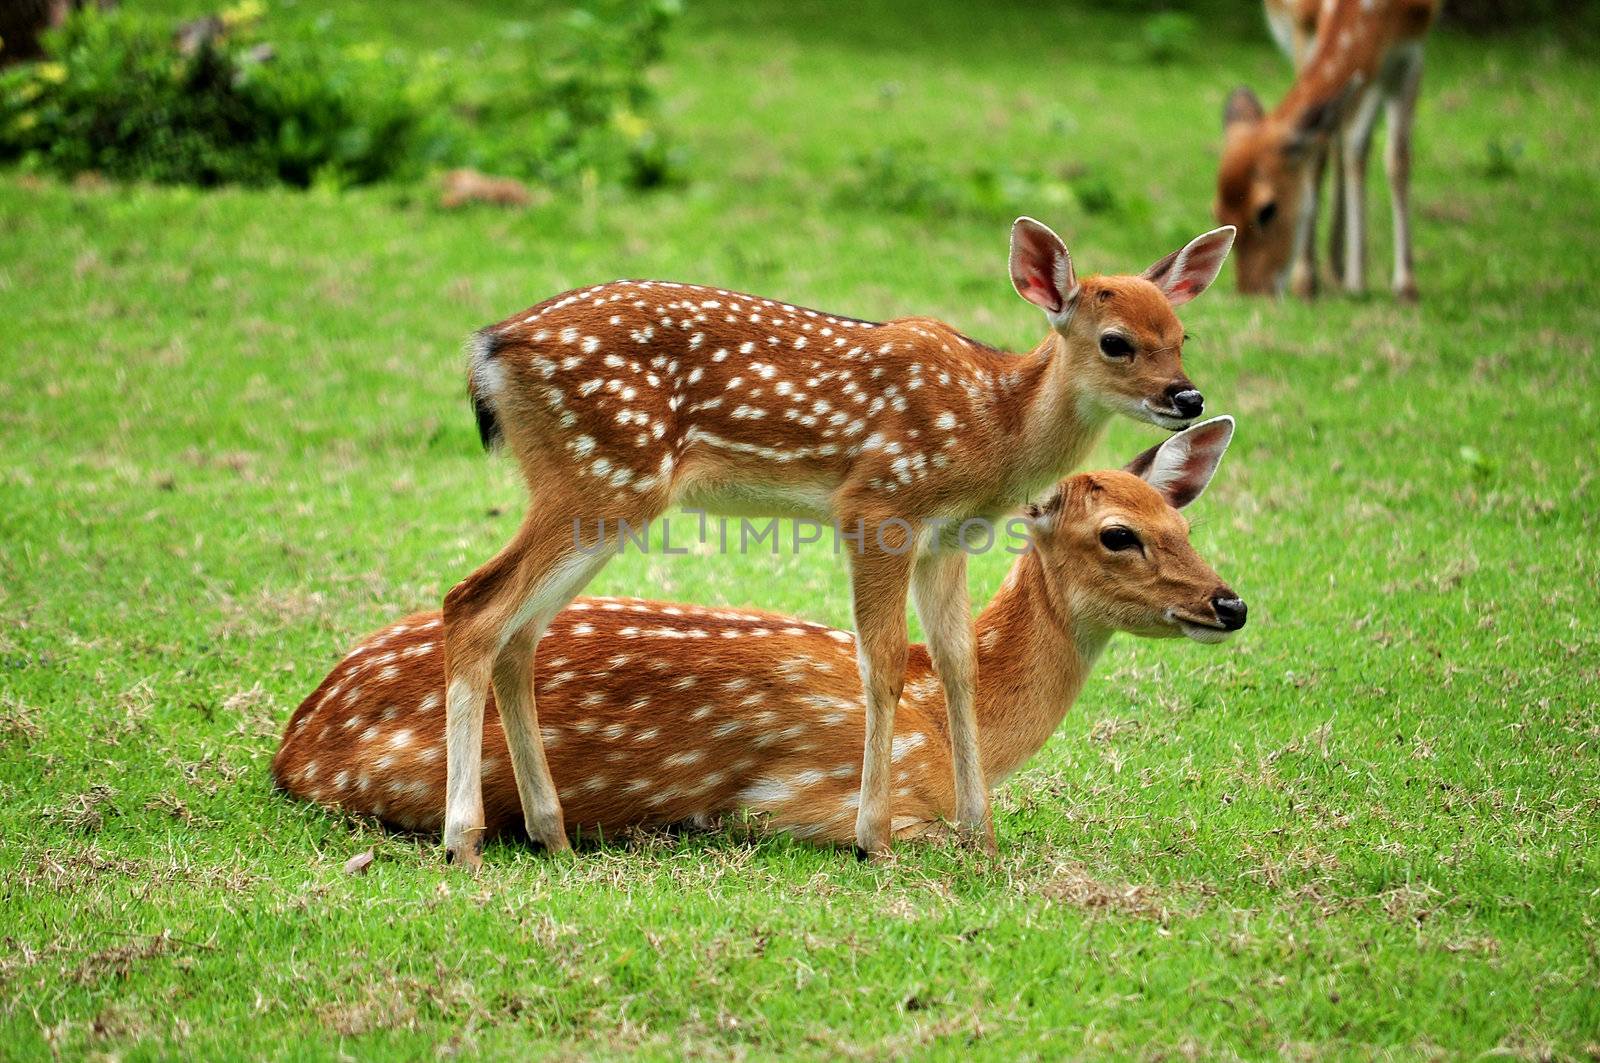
[275,420,1246,846]
[442,217,1235,867]
[1217,0,1439,300]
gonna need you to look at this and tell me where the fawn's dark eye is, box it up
[1099,333,1135,359]
[1255,201,1278,228]
[1099,526,1142,552]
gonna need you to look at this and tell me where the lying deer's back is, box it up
[273,599,956,841]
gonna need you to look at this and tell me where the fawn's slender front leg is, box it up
[442,505,617,866]
[846,527,917,858]
[910,545,992,852]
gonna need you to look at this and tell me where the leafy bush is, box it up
[0,0,681,191]
[454,0,683,189]
[1483,136,1524,180]
[841,146,967,217]
[1139,12,1198,64]
[836,142,1148,224]
[0,4,445,188]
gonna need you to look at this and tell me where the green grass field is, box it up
[3,1,1598,1057]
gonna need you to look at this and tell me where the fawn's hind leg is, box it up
[441,500,631,866]
[492,544,619,855]
[843,510,918,858]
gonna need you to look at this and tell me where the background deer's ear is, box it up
[1126,415,1234,509]
[1142,226,1235,308]
[1010,217,1079,317]
[1224,86,1265,129]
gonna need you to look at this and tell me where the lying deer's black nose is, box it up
[1168,388,1205,419]
[1211,595,1248,631]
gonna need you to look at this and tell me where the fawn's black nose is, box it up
[1211,595,1248,631]
[1168,388,1205,419]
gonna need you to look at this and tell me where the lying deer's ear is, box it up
[1021,481,1069,533]
[1142,226,1235,308]
[1125,415,1234,509]
[1010,217,1079,317]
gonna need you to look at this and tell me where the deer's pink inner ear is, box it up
[1155,229,1235,307]
[1167,278,1200,301]
[1011,219,1074,314]
[1017,268,1063,312]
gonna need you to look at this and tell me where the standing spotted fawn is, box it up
[276,420,1246,845]
[443,217,1235,866]
[1218,0,1438,299]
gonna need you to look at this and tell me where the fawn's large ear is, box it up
[1141,226,1236,307]
[1224,86,1265,129]
[1010,217,1078,317]
[1123,415,1234,509]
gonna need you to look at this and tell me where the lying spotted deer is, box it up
[1217,0,1438,299]
[443,217,1235,867]
[275,419,1245,846]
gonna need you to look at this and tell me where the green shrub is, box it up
[0,0,681,191]
[453,0,683,189]
[836,141,1148,225]
[841,145,965,216]
[1139,12,1199,64]
[0,4,445,188]
[1483,136,1524,180]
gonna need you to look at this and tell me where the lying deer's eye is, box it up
[1099,527,1142,552]
[1255,201,1278,228]
[1099,333,1135,359]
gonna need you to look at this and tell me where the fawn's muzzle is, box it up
[1167,387,1205,420]
[1210,594,1248,631]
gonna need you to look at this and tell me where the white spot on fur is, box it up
[738,778,793,804]
[891,732,927,762]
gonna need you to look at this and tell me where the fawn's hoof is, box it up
[444,843,483,871]
[530,833,574,857]
[1395,281,1420,304]
[443,822,485,870]
[853,821,892,862]
[855,808,892,860]
[525,814,574,856]
[854,833,892,858]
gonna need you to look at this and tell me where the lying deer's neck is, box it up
[971,548,1113,785]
